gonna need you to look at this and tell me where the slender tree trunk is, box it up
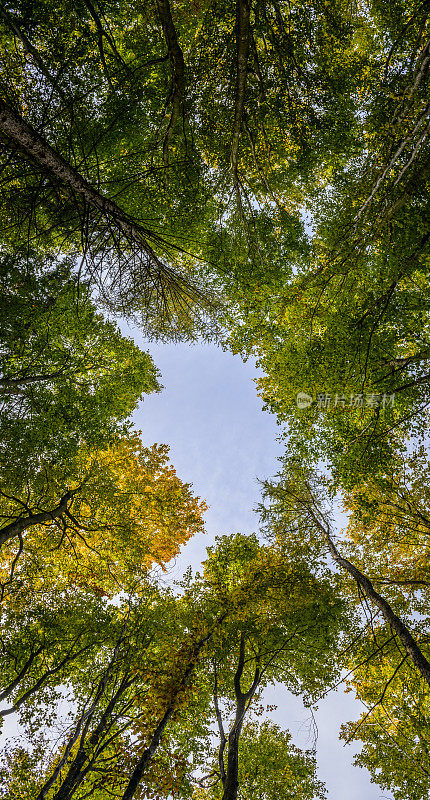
[221,707,245,800]
[213,662,227,785]
[230,0,251,178]
[51,677,134,800]
[326,531,430,686]
[121,613,228,800]
[120,705,176,800]
[218,634,260,800]
[308,503,430,687]
[0,7,67,101]
[37,618,131,800]
[156,0,185,165]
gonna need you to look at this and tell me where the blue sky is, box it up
[128,329,393,800]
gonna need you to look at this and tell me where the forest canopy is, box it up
[1,0,430,798]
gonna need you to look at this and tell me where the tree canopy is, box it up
[1,1,430,798]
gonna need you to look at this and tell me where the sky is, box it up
[126,328,393,800]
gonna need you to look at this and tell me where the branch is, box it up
[0,640,96,719]
[82,0,127,72]
[0,368,69,389]
[0,490,77,549]
[0,645,43,702]
[0,5,68,102]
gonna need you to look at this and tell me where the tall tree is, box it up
[219,0,430,488]
[194,720,326,800]
[257,457,430,795]
[0,0,369,337]
[193,533,347,800]
[0,250,159,484]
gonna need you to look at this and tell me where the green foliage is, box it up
[201,533,348,702]
[195,721,326,800]
[1,1,430,799]
[0,249,160,484]
[236,721,325,800]
[340,630,430,800]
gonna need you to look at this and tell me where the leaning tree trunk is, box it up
[307,497,430,688]
[0,99,178,288]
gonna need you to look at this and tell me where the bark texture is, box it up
[0,490,74,548]
[0,99,176,285]
[230,0,251,178]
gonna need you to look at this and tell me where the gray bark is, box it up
[0,490,74,548]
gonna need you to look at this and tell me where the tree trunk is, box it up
[221,708,245,800]
[308,506,430,687]
[51,677,134,800]
[0,100,176,286]
[230,0,251,177]
[156,0,185,165]
[120,705,176,800]
[219,633,260,800]
[121,613,228,800]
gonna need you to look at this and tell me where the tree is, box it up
[219,1,430,488]
[259,456,430,796]
[236,721,325,800]
[0,0,214,333]
[0,431,207,597]
[191,533,347,800]
[0,587,197,800]
[0,528,342,800]
[0,249,160,484]
[194,720,325,800]
[0,0,370,338]
[261,461,430,686]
